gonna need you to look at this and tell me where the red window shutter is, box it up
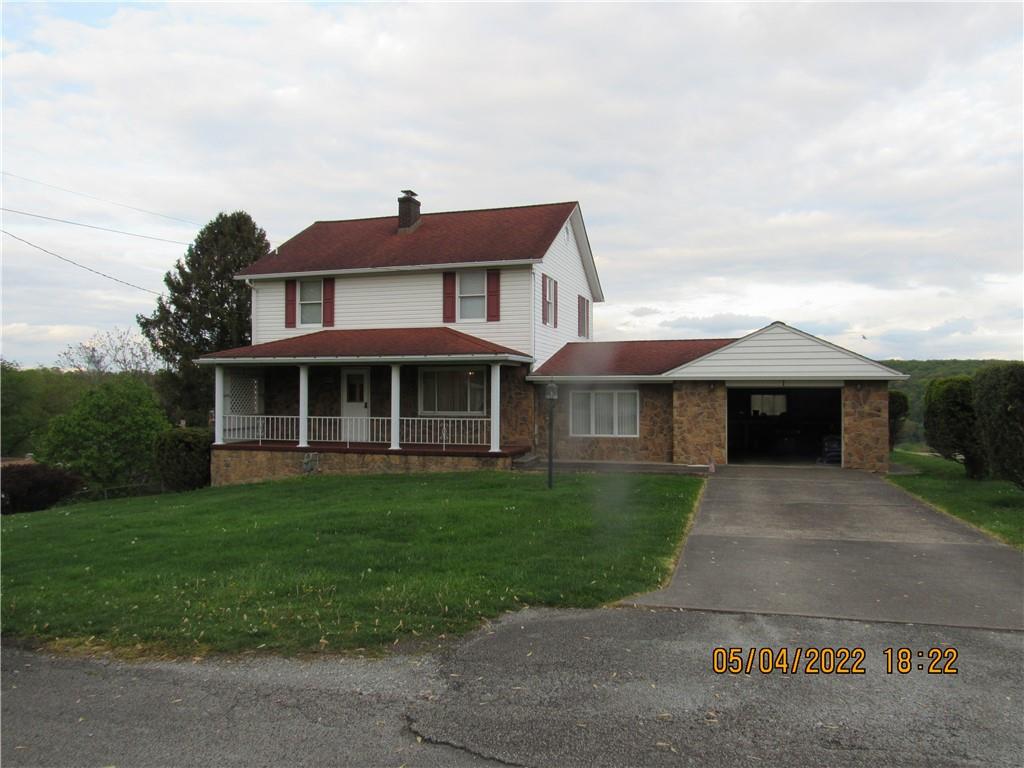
[578,295,584,337]
[442,271,456,322]
[322,278,335,327]
[553,280,559,328]
[486,269,500,322]
[541,274,548,325]
[284,280,296,328]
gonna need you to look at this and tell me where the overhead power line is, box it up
[1,171,203,226]
[1,207,190,245]
[1,229,161,296]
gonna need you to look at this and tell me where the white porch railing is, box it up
[400,417,490,447]
[223,414,490,447]
[224,414,300,443]
[308,416,390,444]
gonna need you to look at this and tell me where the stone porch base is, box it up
[211,443,528,486]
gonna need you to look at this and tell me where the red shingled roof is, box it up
[533,339,737,376]
[200,328,529,361]
[238,202,578,276]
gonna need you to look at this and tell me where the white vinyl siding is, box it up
[250,268,532,353]
[533,212,595,367]
[667,323,907,380]
[569,390,639,437]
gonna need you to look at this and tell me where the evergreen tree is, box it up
[137,211,270,423]
[138,211,270,366]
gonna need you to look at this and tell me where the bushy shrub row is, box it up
[154,427,212,491]
[924,362,1024,486]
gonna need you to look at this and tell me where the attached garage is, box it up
[531,322,908,473]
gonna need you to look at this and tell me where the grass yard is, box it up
[1,471,701,655]
[890,450,1024,549]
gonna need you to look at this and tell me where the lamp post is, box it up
[545,382,558,489]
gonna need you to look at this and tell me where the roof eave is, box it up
[198,353,533,366]
[235,259,543,281]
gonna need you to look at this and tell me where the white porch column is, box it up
[213,365,225,445]
[489,362,501,453]
[390,364,401,450]
[298,365,309,448]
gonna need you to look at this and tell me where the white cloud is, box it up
[1,2,1020,365]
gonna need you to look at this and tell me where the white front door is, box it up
[341,369,370,441]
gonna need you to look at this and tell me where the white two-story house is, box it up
[199,193,605,483]
[200,191,905,486]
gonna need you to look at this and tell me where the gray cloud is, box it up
[1,3,1020,364]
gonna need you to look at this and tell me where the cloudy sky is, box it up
[2,2,1021,366]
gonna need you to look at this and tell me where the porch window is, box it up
[299,279,323,325]
[458,271,486,320]
[419,367,487,415]
[570,390,639,437]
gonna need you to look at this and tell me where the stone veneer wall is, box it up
[672,381,727,465]
[535,384,674,463]
[500,365,535,448]
[212,447,512,486]
[842,381,889,472]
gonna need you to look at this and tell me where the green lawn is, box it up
[1,471,701,655]
[890,450,1024,549]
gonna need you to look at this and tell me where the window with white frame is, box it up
[570,390,639,437]
[542,274,556,326]
[419,367,487,415]
[578,296,591,338]
[458,271,486,320]
[299,279,323,325]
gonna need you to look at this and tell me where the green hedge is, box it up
[154,428,212,491]
[924,376,986,479]
[973,362,1024,489]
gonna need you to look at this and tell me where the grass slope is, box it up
[2,471,701,655]
[890,451,1024,549]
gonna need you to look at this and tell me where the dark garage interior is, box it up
[727,387,842,463]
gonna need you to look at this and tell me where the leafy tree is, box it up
[57,327,161,377]
[972,362,1024,489]
[36,376,170,488]
[924,376,986,479]
[137,211,269,423]
[888,390,909,449]
[1,360,95,456]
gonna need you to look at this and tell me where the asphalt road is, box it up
[4,607,1023,767]
[632,465,1024,629]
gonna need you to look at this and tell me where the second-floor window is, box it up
[578,296,591,338]
[299,279,323,325]
[458,270,486,320]
[542,274,557,326]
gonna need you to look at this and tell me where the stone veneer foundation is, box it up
[212,446,513,486]
[672,381,727,466]
[842,381,890,472]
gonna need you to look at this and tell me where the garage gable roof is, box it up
[664,322,909,380]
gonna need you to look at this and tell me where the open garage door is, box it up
[727,387,842,464]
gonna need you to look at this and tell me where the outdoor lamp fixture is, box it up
[545,382,558,489]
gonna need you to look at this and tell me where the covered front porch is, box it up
[197,329,536,485]
[213,362,517,453]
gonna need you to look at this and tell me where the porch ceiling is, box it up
[197,327,532,365]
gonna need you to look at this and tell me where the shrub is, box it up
[1,463,82,514]
[154,428,212,491]
[888,390,909,449]
[924,376,986,479]
[973,362,1024,489]
[36,376,170,489]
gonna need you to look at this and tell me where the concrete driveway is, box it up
[631,465,1024,630]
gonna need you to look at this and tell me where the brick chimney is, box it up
[397,189,421,232]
